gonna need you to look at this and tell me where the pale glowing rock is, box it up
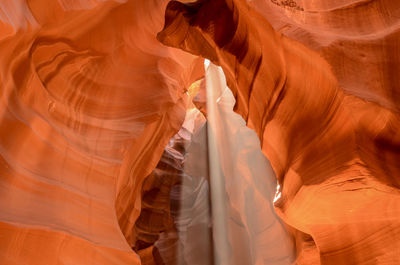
[158,0,400,264]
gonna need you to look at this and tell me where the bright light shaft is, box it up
[204,59,230,265]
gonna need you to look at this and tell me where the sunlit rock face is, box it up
[158,0,400,264]
[204,62,295,265]
[1,0,399,264]
[0,1,203,264]
[135,63,295,265]
[134,106,214,265]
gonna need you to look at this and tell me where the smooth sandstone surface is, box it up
[0,0,202,264]
[0,0,399,264]
[158,0,400,264]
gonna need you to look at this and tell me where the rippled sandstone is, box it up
[158,0,400,264]
[0,1,202,264]
[0,0,399,264]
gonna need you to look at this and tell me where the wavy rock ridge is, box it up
[158,0,400,264]
[0,1,202,264]
[0,0,399,264]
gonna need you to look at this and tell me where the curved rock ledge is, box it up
[0,1,202,264]
[158,0,400,263]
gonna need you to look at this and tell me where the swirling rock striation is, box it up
[1,0,399,264]
[0,1,202,264]
[158,0,400,264]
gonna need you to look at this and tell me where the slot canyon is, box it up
[0,0,399,264]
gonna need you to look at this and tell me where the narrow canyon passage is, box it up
[133,61,295,265]
[0,0,399,264]
[204,61,295,265]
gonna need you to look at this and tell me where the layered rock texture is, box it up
[0,0,399,264]
[158,0,400,264]
[0,1,202,264]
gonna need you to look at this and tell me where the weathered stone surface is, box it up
[0,1,202,264]
[158,0,400,263]
[1,0,399,264]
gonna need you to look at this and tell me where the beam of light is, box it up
[205,58,230,265]
[273,183,282,203]
[204,58,211,68]
[204,59,295,265]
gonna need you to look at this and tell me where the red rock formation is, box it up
[1,0,399,264]
[158,0,400,264]
[134,106,214,265]
[0,1,203,264]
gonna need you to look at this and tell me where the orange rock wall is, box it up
[1,0,399,264]
[0,1,202,264]
[158,0,400,264]
[135,107,214,265]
